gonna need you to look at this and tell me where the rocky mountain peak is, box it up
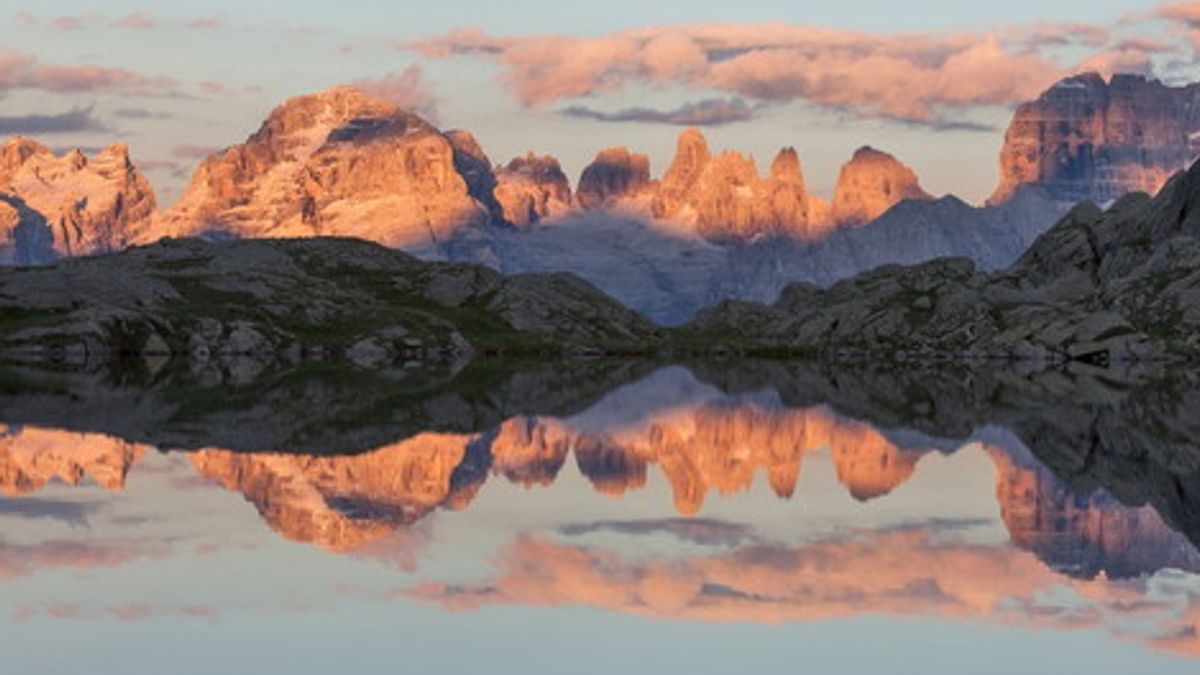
[831,145,931,227]
[154,87,491,248]
[769,147,805,186]
[253,86,406,150]
[0,137,50,182]
[577,147,652,209]
[494,153,572,228]
[990,72,1200,205]
[0,139,156,264]
[660,127,713,197]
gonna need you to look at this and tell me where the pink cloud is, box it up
[112,12,157,30]
[0,49,176,95]
[187,17,224,30]
[351,65,438,120]
[405,20,1185,125]
[1156,2,1200,56]
[49,15,89,31]
[1156,2,1200,26]
[199,80,227,95]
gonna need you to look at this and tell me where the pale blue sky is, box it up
[0,1,1189,203]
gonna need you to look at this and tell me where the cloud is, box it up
[560,518,758,546]
[0,537,163,581]
[15,602,218,623]
[894,117,998,133]
[405,20,1188,126]
[49,15,90,31]
[0,50,176,96]
[0,106,107,134]
[112,107,174,120]
[19,11,223,32]
[561,98,759,126]
[112,12,157,30]
[186,17,224,30]
[1156,2,1200,26]
[198,80,227,95]
[1155,2,1200,56]
[407,528,1200,657]
[0,498,101,526]
[351,65,438,120]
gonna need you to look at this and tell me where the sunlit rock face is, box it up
[0,137,156,264]
[0,427,145,496]
[991,72,1200,205]
[831,146,931,227]
[493,153,573,228]
[155,87,491,248]
[986,445,1200,579]
[650,129,829,241]
[190,433,484,552]
[576,147,653,209]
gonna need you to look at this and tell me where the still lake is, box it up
[2,361,1199,674]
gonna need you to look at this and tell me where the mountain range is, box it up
[3,72,1198,323]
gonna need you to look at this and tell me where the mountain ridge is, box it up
[3,72,1198,324]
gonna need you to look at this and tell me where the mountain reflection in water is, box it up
[3,362,1200,671]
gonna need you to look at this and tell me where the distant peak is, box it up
[848,145,894,163]
[677,127,710,151]
[832,145,930,227]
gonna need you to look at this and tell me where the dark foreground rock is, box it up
[0,236,663,366]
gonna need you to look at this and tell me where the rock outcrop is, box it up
[991,72,1200,205]
[831,146,931,227]
[0,138,156,264]
[493,153,572,227]
[0,236,663,365]
[155,87,492,248]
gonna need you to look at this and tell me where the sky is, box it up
[2,1,1199,204]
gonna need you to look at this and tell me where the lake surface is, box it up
[3,361,1200,674]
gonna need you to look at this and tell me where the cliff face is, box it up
[649,129,830,241]
[831,146,931,227]
[493,153,572,228]
[991,73,1200,205]
[155,87,491,248]
[572,131,934,241]
[0,138,156,264]
[576,147,653,209]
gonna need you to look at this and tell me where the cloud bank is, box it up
[0,107,106,134]
[351,65,439,121]
[0,50,175,96]
[405,9,1200,126]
